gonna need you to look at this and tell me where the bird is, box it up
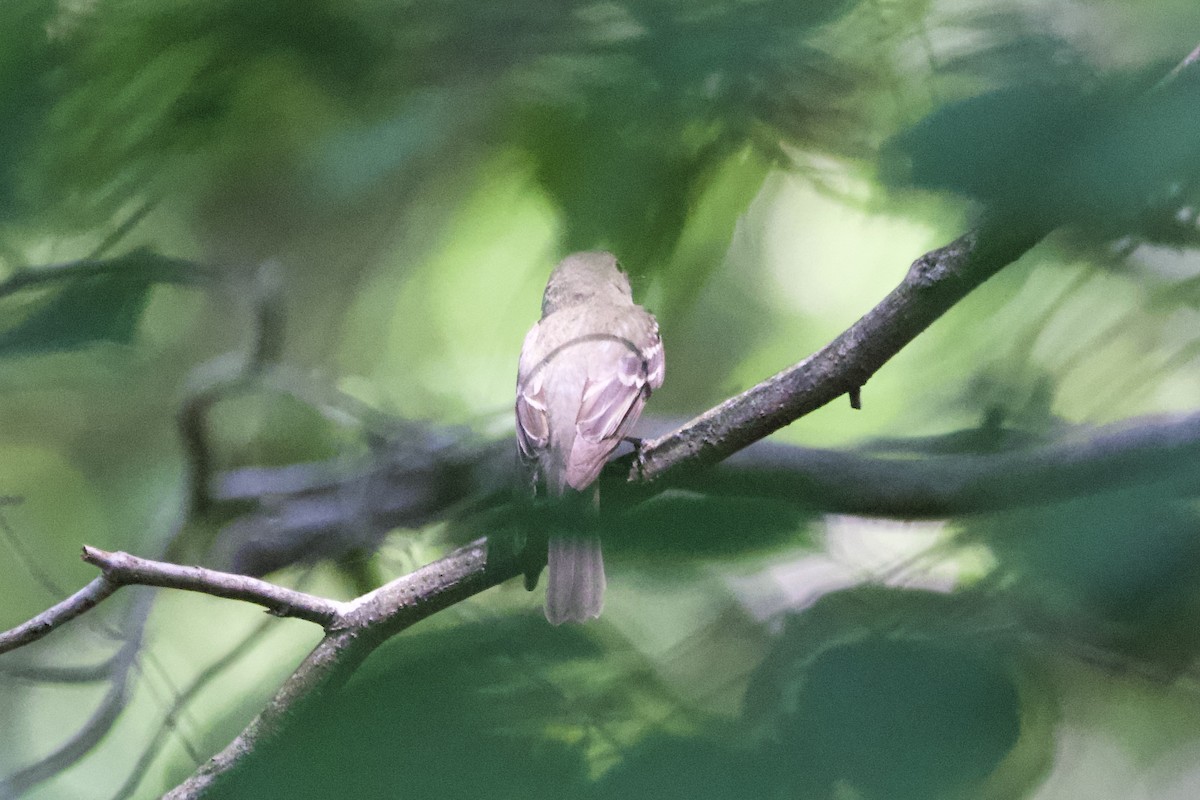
[516,251,664,624]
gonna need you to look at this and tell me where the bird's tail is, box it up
[545,532,605,624]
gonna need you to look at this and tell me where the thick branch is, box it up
[212,408,1200,547]
[634,218,1049,482]
[701,411,1200,517]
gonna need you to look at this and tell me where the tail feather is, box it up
[545,533,605,624]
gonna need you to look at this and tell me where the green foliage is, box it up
[510,0,864,270]
[0,250,201,356]
[612,492,813,557]
[205,591,1041,800]
[885,69,1200,243]
[0,0,59,222]
[206,618,595,799]
[970,487,1200,672]
[0,271,153,355]
[743,588,1044,800]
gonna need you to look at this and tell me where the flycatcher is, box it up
[516,251,664,624]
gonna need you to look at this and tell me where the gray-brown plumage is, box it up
[516,251,664,624]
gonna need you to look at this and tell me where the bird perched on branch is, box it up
[516,251,664,624]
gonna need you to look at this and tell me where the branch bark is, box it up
[702,411,1200,517]
[0,548,342,656]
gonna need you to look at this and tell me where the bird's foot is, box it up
[624,435,650,480]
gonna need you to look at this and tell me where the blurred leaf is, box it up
[0,250,201,357]
[511,0,866,273]
[970,487,1200,673]
[884,66,1200,243]
[610,492,812,558]
[0,0,59,222]
[769,637,1022,799]
[24,0,399,229]
[744,588,1037,800]
[0,272,153,356]
[515,95,735,270]
[884,81,1109,214]
[202,617,598,799]
[589,734,762,800]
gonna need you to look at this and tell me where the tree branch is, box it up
[162,537,509,800]
[0,538,515,797]
[701,411,1200,517]
[0,577,118,656]
[633,218,1050,482]
[80,547,344,627]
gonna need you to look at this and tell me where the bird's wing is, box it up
[564,346,650,490]
[577,348,649,440]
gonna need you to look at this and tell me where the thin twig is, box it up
[0,577,119,655]
[109,616,277,800]
[0,508,73,600]
[0,633,141,798]
[1155,40,1200,89]
[81,547,344,628]
[85,199,158,261]
[0,548,341,657]
[0,654,119,683]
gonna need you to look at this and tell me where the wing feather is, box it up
[516,323,550,462]
[564,347,650,490]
